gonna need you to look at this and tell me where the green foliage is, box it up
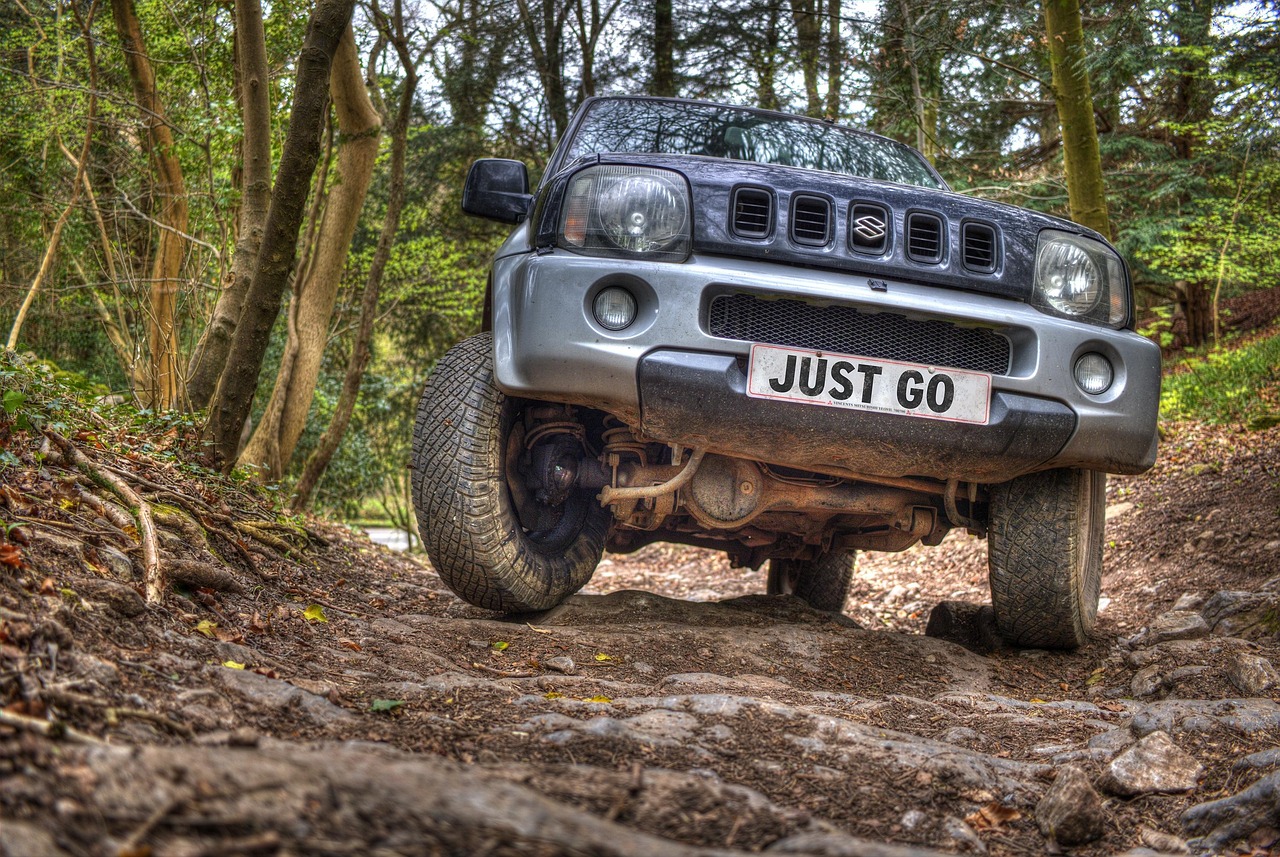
[1160,331,1280,428]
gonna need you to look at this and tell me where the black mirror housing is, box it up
[462,159,533,223]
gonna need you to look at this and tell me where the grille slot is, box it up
[849,203,889,255]
[731,187,773,238]
[790,196,832,246]
[961,221,998,272]
[906,212,945,263]
[707,293,1011,375]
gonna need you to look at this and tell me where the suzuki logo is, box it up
[853,213,886,242]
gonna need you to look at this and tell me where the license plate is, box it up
[746,343,991,425]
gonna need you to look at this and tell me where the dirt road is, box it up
[2,421,1279,856]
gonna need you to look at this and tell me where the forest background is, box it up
[1,0,1277,524]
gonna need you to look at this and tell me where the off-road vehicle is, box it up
[411,96,1160,649]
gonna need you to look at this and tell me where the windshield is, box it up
[562,99,943,190]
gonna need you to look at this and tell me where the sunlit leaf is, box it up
[584,695,612,704]
[543,691,564,700]
[491,640,509,651]
[223,660,245,669]
[594,653,612,662]
[195,619,217,638]
[303,603,328,623]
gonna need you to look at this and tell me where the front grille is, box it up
[962,221,998,272]
[790,195,832,246]
[849,203,889,255]
[906,212,944,263]
[707,293,1011,375]
[732,187,772,238]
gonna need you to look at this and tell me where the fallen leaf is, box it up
[339,639,362,652]
[195,620,217,638]
[584,695,612,704]
[223,660,246,670]
[371,698,405,713]
[594,653,613,662]
[543,691,564,700]
[0,544,22,568]
[303,603,328,624]
[491,641,509,652]
[965,802,1021,830]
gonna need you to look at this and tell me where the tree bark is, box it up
[110,0,189,410]
[1042,0,1112,238]
[823,0,842,119]
[238,24,382,480]
[653,0,675,96]
[516,0,571,137]
[186,0,273,410]
[292,4,418,512]
[204,0,357,470]
[791,0,823,117]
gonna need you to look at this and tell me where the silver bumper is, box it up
[490,250,1160,482]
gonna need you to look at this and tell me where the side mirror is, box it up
[462,159,533,223]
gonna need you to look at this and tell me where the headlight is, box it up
[1033,230,1128,327]
[559,166,691,261]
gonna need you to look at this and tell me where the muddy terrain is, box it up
[2,401,1280,855]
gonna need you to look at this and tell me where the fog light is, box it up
[593,287,637,330]
[1074,352,1113,395]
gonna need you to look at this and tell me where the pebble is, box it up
[1131,665,1165,698]
[545,656,575,674]
[1227,652,1280,696]
[1036,764,1105,845]
[1101,731,1203,796]
[1145,611,1210,645]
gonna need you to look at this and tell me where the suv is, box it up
[411,96,1159,649]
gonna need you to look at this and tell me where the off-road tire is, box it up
[987,467,1105,649]
[767,551,856,613]
[411,333,608,612]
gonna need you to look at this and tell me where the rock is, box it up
[1227,652,1280,696]
[1101,731,1202,796]
[1139,826,1189,854]
[1144,611,1210,645]
[211,665,355,726]
[1036,765,1105,845]
[0,821,60,857]
[546,656,576,674]
[76,578,146,616]
[1131,665,1166,698]
[924,601,1000,653]
[1172,593,1204,612]
[1183,770,1280,851]
[1200,591,1280,639]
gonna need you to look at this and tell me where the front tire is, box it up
[987,468,1105,649]
[411,333,608,612]
[767,551,856,613]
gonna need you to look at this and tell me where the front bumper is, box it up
[490,250,1160,483]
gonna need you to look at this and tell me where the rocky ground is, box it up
[3,368,1280,855]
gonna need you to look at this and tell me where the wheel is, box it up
[987,468,1105,649]
[767,550,856,612]
[411,333,608,612]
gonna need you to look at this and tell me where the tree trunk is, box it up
[110,0,189,410]
[1178,279,1212,347]
[653,0,675,96]
[204,0,357,470]
[516,0,570,138]
[186,0,273,410]
[791,0,823,117]
[1042,0,1111,238]
[823,0,841,119]
[753,7,781,111]
[293,5,418,512]
[238,24,381,480]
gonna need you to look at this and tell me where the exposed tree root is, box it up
[46,430,163,603]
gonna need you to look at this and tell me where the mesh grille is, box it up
[962,221,997,272]
[707,293,1011,375]
[790,196,831,246]
[732,188,772,238]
